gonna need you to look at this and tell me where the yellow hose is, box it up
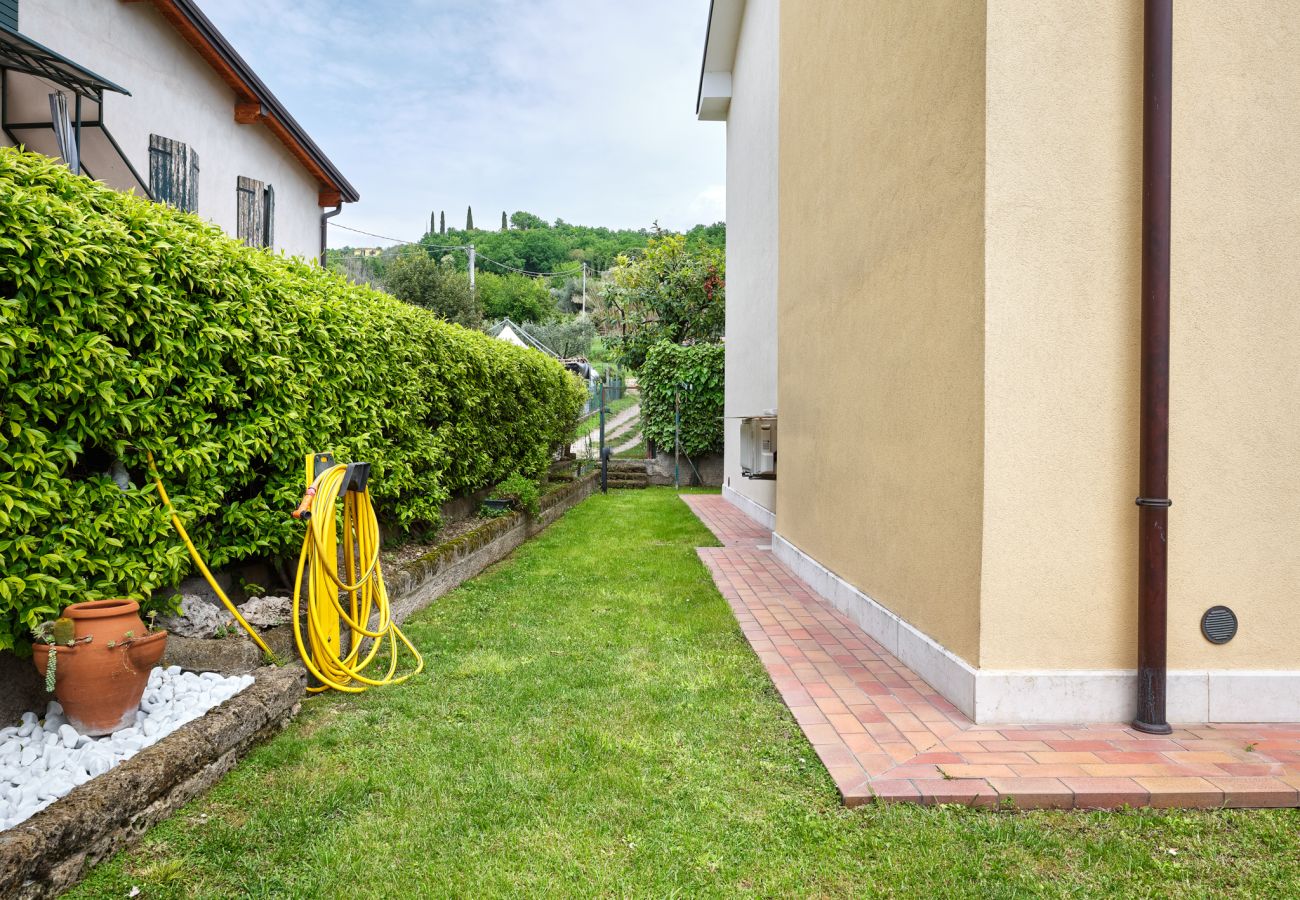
[150,453,422,693]
[291,463,423,693]
[148,452,274,658]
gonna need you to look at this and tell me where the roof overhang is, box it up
[123,0,358,205]
[696,0,744,121]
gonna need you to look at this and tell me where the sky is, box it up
[203,0,726,247]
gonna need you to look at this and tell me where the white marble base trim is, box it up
[723,484,776,531]
[771,532,978,718]
[770,531,1300,724]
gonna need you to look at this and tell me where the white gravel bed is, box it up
[0,666,254,831]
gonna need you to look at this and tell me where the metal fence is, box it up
[581,376,624,419]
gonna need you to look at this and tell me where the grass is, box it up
[614,436,647,459]
[71,489,1300,898]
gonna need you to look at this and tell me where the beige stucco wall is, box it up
[16,0,326,260]
[722,0,778,516]
[979,2,1143,670]
[981,1,1300,672]
[775,0,987,665]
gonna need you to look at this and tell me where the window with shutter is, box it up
[148,135,199,212]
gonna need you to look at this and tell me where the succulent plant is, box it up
[51,617,75,646]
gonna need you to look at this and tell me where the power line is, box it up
[327,221,583,279]
[473,251,581,279]
[327,222,417,244]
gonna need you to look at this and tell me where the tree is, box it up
[466,206,474,231]
[439,211,445,234]
[477,270,556,324]
[501,210,508,231]
[530,316,597,358]
[416,212,724,286]
[509,210,547,231]
[599,233,725,368]
[430,211,436,237]
[382,247,482,327]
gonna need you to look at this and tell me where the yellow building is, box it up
[698,0,1300,724]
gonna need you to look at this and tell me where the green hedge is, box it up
[0,148,585,652]
[638,341,724,457]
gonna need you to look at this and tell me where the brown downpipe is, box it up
[319,204,342,267]
[1134,0,1174,735]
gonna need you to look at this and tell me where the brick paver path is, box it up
[684,493,1300,810]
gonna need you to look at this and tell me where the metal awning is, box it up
[0,25,147,197]
[0,23,129,99]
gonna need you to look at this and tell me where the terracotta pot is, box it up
[32,599,168,736]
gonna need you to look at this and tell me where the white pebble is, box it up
[2,666,253,832]
[59,725,79,749]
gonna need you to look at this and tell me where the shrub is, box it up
[529,316,596,359]
[494,471,541,516]
[383,246,481,327]
[477,270,555,324]
[637,342,724,457]
[0,148,586,653]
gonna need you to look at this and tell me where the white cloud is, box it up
[202,0,725,243]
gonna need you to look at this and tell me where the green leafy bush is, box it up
[494,471,541,516]
[638,342,724,457]
[0,148,585,653]
[477,270,555,324]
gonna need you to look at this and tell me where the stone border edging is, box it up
[0,665,305,899]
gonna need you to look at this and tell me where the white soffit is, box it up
[696,0,745,121]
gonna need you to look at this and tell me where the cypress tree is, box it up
[430,211,435,236]
[439,211,445,234]
[501,210,508,231]
[466,206,474,231]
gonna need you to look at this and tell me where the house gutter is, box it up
[1134,0,1174,735]
[319,205,341,267]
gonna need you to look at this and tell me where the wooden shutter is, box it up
[263,184,275,250]
[236,176,266,247]
[149,135,198,212]
[186,148,200,213]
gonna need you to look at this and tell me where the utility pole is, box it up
[468,244,476,292]
[599,379,608,494]
[674,386,681,490]
[581,262,587,313]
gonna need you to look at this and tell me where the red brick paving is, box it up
[682,493,1300,810]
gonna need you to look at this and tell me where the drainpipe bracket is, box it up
[1135,497,1172,508]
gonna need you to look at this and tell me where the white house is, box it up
[0,0,357,261]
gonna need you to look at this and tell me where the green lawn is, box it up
[614,437,647,459]
[72,489,1300,898]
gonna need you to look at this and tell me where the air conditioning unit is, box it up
[740,416,777,479]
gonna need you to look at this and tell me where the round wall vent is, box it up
[1201,605,1238,645]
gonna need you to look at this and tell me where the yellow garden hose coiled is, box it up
[150,452,422,693]
[290,461,423,693]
